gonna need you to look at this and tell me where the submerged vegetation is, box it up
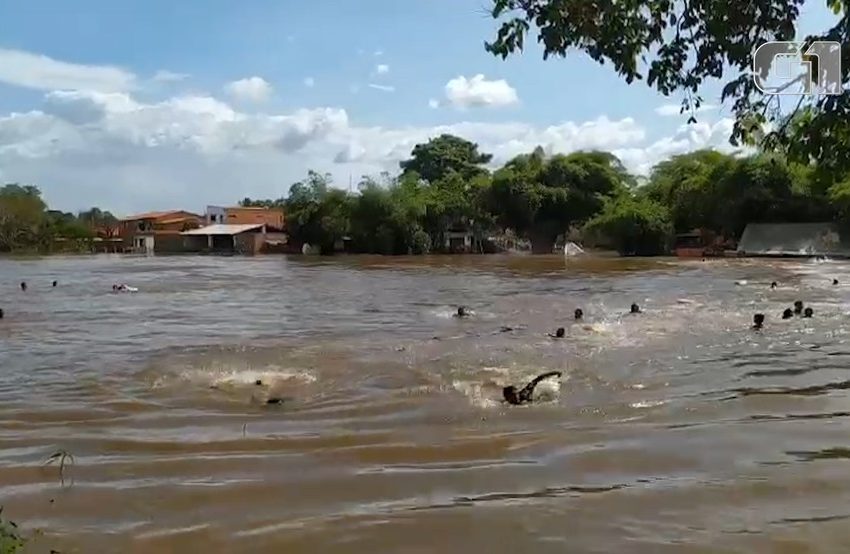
[0,508,26,554]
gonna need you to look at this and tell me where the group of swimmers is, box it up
[1,280,58,320]
[452,302,644,405]
[751,278,836,329]
[457,276,837,404]
[1,279,137,320]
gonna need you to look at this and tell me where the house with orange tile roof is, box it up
[205,205,285,231]
[119,210,203,253]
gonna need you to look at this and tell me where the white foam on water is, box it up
[450,380,500,409]
[629,400,666,409]
[152,364,316,390]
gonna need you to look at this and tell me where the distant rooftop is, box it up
[120,210,177,222]
[120,210,200,222]
[181,223,265,236]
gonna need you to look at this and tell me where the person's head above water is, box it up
[630,303,641,314]
[19,282,26,291]
[456,306,468,317]
[554,327,565,338]
[804,307,814,318]
[0,308,4,319]
[782,308,794,319]
[834,278,840,285]
[52,280,57,287]
[753,313,765,328]
[794,300,804,314]
[502,385,520,405]
[770,281,778,289]
[574,308,583,320]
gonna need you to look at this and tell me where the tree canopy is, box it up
[489,148,628,252]
[400,134,493,183]
[483,0,850,172]
[0,185,106,252]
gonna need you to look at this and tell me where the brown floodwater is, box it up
[2,254,850,553]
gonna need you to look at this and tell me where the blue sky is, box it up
[0,0,839,215]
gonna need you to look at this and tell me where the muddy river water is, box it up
[2,254,850,553]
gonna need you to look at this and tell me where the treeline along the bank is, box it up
[4,134,850,255]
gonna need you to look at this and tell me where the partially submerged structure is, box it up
[738,222,850,258]
[205,206,285,229]
[181,223,286,255]
[119,210,203,254]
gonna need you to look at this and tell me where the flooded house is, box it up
[187,206,287,254]
[205,205,285,229]
[119,210,204,254]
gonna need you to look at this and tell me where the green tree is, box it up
[0,184,47,252]
[640,150,736,233]
[489,149,627,253]
[483,0,850,171]
[641,150,834,239]
[284,171,352,254]
[78,207,119,238]
[239,197,284,208]
[585,195,673,256]
[400,134,492,183]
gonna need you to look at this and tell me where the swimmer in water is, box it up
[834,279,839,286]
[548,327,565,339]
[52,280,57,287]
[794,300,804,315]
[752,313,764,329]
[574,308,583,321]
[770,281,777,290]
[803,307,814,318]
[630,303,641,314]
[782,308,793,320]
[454,306,469,318]
[0,308,4,319]
[20,282,26,292]
[503,371,562,405]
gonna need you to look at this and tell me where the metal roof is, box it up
[181,223,264,236]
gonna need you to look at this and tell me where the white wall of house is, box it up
[444,231,473,249]
[206,206,226,225]
[134,235,154,254]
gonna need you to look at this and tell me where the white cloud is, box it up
[152,70,189,83]
[368,83,395,93]
[0,86,740,215]
[655,102,718,117]
[374,50,384,57]
[304,77,315,88]
[0,48,136,92]
[444,74,519,108]
[428,99,440,109]
[224,76,273,103]
[376,64,390,75]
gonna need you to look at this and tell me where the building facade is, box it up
[119,210,203,254]
[205,206,285,230]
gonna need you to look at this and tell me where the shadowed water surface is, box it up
[3,254,850,552]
